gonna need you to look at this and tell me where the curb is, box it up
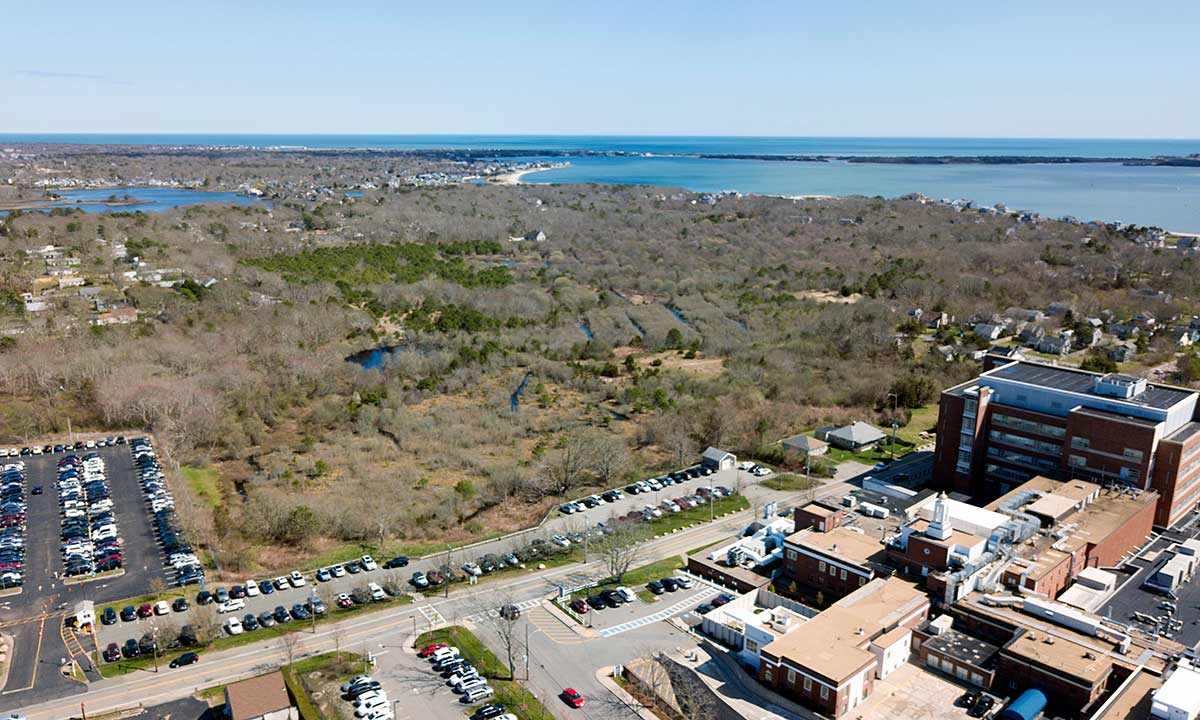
[595,666,660,720]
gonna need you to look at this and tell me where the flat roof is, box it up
[796,502,838,518]
[1167,421,1200,444]
[1026,493,1082,521]
[1092,669,1161,720]
[787,527,885,567]
[763,578,928,683]
[923,628,1000,668]
[1153,663,1200,715]
[986,361,1194,411]
[908,519,983,548]
[1005,629,1113,683]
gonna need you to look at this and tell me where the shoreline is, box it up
[489,162,570,185]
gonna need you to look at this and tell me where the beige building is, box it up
[225,671,297,720]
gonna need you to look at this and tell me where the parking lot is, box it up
[0,441,172,619]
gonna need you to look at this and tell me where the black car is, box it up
[101,607,118,625]
[172,597,190,613]
[956,691,981,709]
[586,594,607,609]
[242,613,260,631]
[661,577,679,592]
[229,585,246,599]
[600,589,624,605]
[646,580,665,595]
[346,681,383,698]
[122,638,141,658]
[31,486,43,495]
[471,705,509,720]
[120,605,137,622]
[290,603,309,620]
[968,695,995,718]
[273,606,291,623]
[695,603,714,614]
[169,652,199,668]
[196,590,214,605]
[383,556,409,569]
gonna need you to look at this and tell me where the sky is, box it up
[3,1,1198,138]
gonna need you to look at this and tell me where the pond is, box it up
[1,186,268,214]
[347,343,432,370]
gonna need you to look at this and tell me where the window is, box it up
[1070,454,1088,467]
[745,639,758,654]
[821,686,829,700]
[818,561,826,573]
[1071,436,1090,450]
[829,564,837,576]
[787,549,797,561]
[1124,448,1145,461]
[804,677,812,692]
[787,668,796,685]
[840,569,847,580]
[764,668,772,682]
[859,577,866,586]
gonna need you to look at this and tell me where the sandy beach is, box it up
[488,162,569,185]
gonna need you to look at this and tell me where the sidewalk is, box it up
[671,642,822,720]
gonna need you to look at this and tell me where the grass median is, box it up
[415,626,551,720]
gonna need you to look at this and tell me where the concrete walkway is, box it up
[672,642,823,720]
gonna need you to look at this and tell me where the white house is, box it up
[701,447,736,471]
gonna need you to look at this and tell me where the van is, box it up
[461,684,494,704]
[430,646,460,663]
[456,677,488,694]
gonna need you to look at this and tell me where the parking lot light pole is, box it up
[444,544,451,599]
[887,392,899,460]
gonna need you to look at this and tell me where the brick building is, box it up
[933,359,1200,526]
[792,501,845,533]
[781,526,889,601]
[758,578,929,717]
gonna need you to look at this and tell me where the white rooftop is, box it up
[1152,661,1200,719]
[911,496,1008,537]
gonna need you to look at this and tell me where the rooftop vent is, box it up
[1093,373,1147,399]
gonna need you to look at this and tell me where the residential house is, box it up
[1080,327,1103,348]
[819,422,887,451]
[782,435,828,458]
[1018,324,1046,346]
[1133,312,1157,329]
[1107,323,1140,340]
[1168,327,1196,348]
[1035,334,1071,356]
[925,311,950,330]
[973,323,1003,341]
[1005,307,1046,323]
[1046,302,1074,317]
[1109,344,1137,363]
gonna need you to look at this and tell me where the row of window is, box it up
[1069,436,1146,462]
[988,430,1061,457]
[991,413,1066,439]
[986,446,1059,473]
[764,666,830,701]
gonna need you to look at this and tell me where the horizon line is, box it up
[1,132,1199,142]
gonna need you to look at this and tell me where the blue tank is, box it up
[999,688,1047,720]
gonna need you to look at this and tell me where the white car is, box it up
[331,564,347,578]
[643,504,664,519]
[461,562,482,577]
[352,690,387,707]
[360,555,378,571]
[354,698,389,717]
[616,586,636,602]
[289,570,306,587]
[245,581,260,597]
[154,600,171,615]
[550,534,571,549]
[218,598,246,614]
[368,582,386,601]
[225,616,244,635]
[675,575,694,589]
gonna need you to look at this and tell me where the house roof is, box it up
[225,671,291,720]
[828,421,885,445]
[786,527,885,567]
[702,447,734,462]
[782,435,827,452]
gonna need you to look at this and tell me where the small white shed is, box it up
[701,447,736,471]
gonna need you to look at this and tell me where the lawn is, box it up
[98,594,412,677]
[760,474,821,493]
[285,651,370,720]
[180,465,222,509]
[894,404,940,446]
[415,626,551,719]
[419,548,583,597]
[650,493,749,534]
[824,439,914,466]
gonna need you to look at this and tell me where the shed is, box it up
[701,447,736,471]
[71,600,95,629]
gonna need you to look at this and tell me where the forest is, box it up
[1,146,1196,574]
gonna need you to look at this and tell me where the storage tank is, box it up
[999,688,1047,720]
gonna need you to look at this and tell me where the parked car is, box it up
[383,556,409,569]
[172,597,191,612]
[646,580,665,595]
[102,642,121,662]
[569,599,589,614]
[418,643,447,658]
[100,607,118,625]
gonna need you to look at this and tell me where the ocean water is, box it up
[2,134,1198,229]
[54,187,264,213]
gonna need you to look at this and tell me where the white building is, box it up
[1152,660,1200,720]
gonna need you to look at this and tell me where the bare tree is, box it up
[669,661,719,720]
[594,521,650,584]
[468,588,524,681]
[586,430,631,486]
[280,630,302,667]
[188,605,222,645]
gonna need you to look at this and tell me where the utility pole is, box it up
[524,623,530,680]
[887,392,899,460]
[444,544,451,599]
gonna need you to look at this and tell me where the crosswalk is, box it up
[597,588,716,638]
[417,604,445,626]
[464,597,543,623]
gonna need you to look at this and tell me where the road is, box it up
[2,496,767,720]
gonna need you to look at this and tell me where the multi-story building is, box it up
[758,577,929,717]
[934,358,1200,526]
[781,526,890,601]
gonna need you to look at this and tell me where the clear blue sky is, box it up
[5,1,1197,137]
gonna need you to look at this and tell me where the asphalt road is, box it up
[2,501,760,720]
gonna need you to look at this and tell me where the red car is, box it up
[568,599,589,614]
[418,642,447,658]
[102,642,121,662]
[137,603,154,617]
[562,688,584,708]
